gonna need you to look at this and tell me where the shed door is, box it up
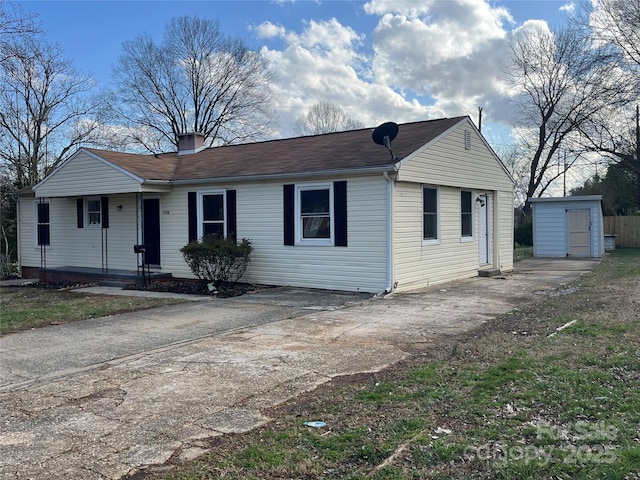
[567,209,590,257]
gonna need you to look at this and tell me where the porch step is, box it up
[478,268,501,278]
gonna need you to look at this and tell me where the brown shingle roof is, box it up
[84,149,179,181]
[87,116,467,182]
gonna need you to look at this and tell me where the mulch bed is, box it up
[7,279,272,299]
[125,280,275,298]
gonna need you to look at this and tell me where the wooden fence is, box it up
[604,216,640,248]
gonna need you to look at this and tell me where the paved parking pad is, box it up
[0,258,600,479]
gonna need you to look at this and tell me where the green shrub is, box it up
[515,216,533,246]
[180,235,253,289]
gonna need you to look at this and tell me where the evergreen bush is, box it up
[180,235,252,290]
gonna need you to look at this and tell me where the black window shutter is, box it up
[37,202,50,246]
[188,192,197,243]
[283,184,295,246]
[334,181,347,247]
[226,189,237,242]
[77,198,84,228]
[101,196,109,229]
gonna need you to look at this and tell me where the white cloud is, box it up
[559,2,576,15]
[258,18,433,136]
[256,1,554,139]
[365,0,518,124]
[254,21,287,39]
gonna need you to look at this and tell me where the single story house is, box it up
[17,116,514,293]
[529,195,605,258]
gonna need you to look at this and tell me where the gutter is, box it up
[142,180,172,186]
[171,165,396,185]
[383,171,395,293]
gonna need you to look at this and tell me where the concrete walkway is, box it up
[0,258,600,479]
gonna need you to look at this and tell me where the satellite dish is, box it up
[372,122,399,160]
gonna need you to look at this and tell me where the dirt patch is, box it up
[19,281,99,291]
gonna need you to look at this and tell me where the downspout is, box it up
[383,171,394,293]
[15,196,21,276]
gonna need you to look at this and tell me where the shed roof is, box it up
[528,195,603,203]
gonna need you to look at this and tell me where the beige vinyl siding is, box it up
[19,195,140,271]
[35,151,142,197]
[393,183,481,291]
[17,195,37,269]
[391,118,514,290]
[396,119,513,193]
[154,188,190,275]
[162,176,388,292]
[496,190,514,271]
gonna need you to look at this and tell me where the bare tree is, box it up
[0,35,108,187]
[113,16,276,153]
[508,24,623,214]
[588,0,640,73]
[575,0,640,208]
[495,143,531,208]
[578,104,640,208]
[0,0,37,59]
[293,101,364,136]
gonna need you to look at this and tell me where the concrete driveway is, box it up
[0,258,600,479]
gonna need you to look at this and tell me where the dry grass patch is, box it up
[0,286,185,334]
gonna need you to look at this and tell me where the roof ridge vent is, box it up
[178,132,206,155]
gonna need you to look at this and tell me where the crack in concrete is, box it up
[66,387,127,407]
[329,323,367,343]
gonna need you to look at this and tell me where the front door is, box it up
[567,209,591,257]
[143,198,161,266]
[478,193,492,265]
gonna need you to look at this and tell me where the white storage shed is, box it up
[529,196,604,258]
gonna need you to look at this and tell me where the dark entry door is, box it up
[143,199,161,266]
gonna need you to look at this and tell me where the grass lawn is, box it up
[514,245,534,261]
[133,249,640,480]
[0,287,185,334]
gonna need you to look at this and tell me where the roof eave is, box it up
[171,164,398,185]
[528,195,603,203]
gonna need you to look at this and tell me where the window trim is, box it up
[196,189,227,240]
[295,182,334,246]
[460,189,475,241]
[422,186,440,245]
[86,198,102,228]
[34,200,51,247]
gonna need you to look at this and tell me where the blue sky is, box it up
[20,0,581,141]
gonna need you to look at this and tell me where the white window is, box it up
[86,199,101,227]
[197,190,226,239]
[423,186,440,244]
[296,183,334,245]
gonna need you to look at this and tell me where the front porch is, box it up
[38,266,172,287]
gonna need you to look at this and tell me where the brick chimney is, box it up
[177,133,205,155]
